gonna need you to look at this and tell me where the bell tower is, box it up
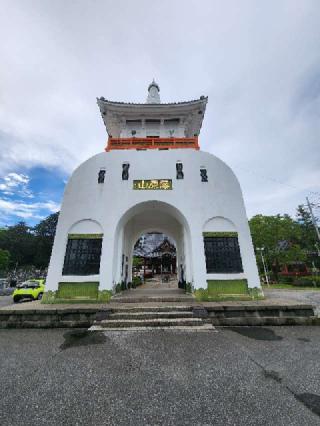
[97,82,208,151]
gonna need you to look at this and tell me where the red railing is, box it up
[105,137,199,152]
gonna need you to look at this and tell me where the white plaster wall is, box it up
[122,120,182,138]
[69,219,103,234]
[203,217,236,232]
[46,149,260,291]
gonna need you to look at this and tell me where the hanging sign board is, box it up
[133,179,172,190]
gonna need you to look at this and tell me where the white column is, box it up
[99,234,114,291]
[160,118,164,138]
[190,227,207,289]
[141,119,146,137]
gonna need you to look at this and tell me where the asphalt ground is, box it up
[0,326,320,426]
[0,295,13,308]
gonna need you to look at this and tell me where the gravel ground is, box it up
[264,289,320,315]
[0,326,320,425]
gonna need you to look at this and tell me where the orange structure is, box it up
[105,136,199,152]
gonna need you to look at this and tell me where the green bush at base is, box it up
[114,277,143,293]
[268,275,320,288]
[132,276,142,288]
[207,279,248,295]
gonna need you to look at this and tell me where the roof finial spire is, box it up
[146,79,160,104]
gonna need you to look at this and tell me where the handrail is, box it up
[105,137,199,151]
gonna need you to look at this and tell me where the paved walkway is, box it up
[1,291,316,311]
[111,276,192,302]
[139,275,179,290]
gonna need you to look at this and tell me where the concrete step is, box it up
[89,323,216,332]
[108,311,194,320]
[111,296,195,303]
[95,317,204,328]
[108,305,194,313]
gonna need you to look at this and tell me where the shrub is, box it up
[132,276,142,288]
[97,290,112,302]
[277,275,294,284]
[41,290,56,304]
[115,283,122,293]
[248,287,264,299]
[185,282,193,293]
[292,276,320,287]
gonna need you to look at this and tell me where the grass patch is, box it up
[263,283,320,291]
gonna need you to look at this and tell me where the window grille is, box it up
[63,238,102,275]
[176,162,184,179]
[203,236,243,273]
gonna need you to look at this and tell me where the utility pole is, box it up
[256,247,270,287]
[306,197,320,243]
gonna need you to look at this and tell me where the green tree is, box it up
[249,214,305,278]
[132,256,143,268]
[0,249,10,272]
[0,222,36,267]
[33,212,59,268]
[296,204,318,250]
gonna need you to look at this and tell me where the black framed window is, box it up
[204,236,243,273]
[63,238,102,275]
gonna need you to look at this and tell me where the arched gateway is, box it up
[46,82,261,297]
[113,200,192,286]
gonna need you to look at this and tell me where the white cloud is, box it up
[0,172,29,190]
[0,172,59,224]
[0,172,33,198]
[0,199,60,222]
[0,0,319,217]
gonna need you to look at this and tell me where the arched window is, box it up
[62,220,103,276]
[203,217,243,273]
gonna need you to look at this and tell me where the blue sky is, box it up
[0,168,65,226]
[0,0,319,227]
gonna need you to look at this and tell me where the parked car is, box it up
[13,279,45,303]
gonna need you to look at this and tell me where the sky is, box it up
[0,0,319,226]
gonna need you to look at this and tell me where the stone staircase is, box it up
[89,306,214,331]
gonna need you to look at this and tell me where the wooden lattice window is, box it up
[203,235,243,273]
[63,238,102,275]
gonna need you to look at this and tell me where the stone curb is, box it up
[0,304,316,328]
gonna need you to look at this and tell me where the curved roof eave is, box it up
[96,96,208,108]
